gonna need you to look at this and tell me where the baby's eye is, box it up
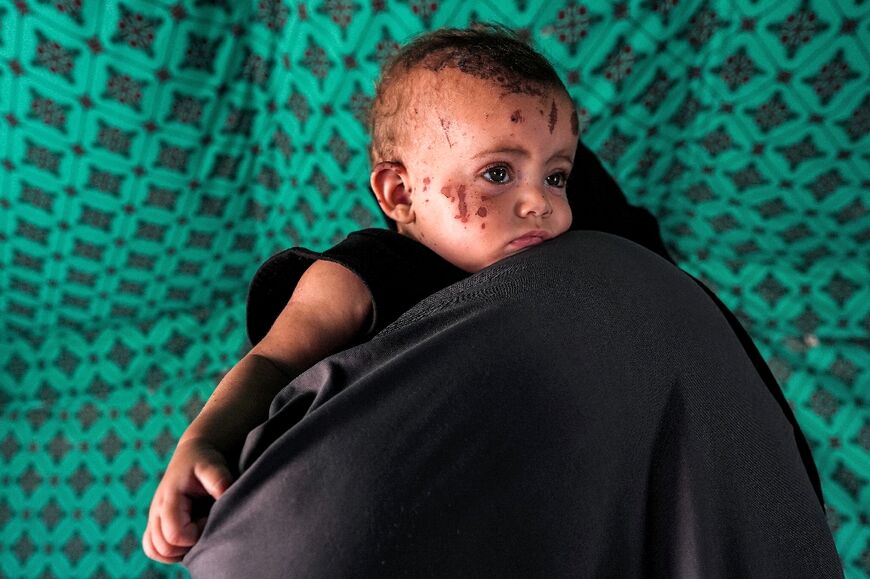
[546,171,568,188]
[482,165,511,184]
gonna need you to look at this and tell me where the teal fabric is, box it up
[0,0,867,576]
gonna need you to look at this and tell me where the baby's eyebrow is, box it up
[471,146,575,165]
[550,150,575,165]
[471,146,528,159]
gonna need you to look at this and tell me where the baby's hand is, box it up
[142,438,234,563]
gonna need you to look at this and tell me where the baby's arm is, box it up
[142,260,372,563]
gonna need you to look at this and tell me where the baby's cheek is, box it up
[555,197,573,232]
[455,185,469,222]
[441,183,499,229]
[439,183,470,223]
[472,191,491,228]
[475,193,489,217]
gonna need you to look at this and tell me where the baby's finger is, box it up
[161,491,200,548]
[144,516,188,563]
[194,460,234,500]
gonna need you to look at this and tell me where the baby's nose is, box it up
[516,185,553,218]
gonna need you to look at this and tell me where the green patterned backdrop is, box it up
[0,0,867,576]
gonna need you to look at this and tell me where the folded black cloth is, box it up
[185,232,841,578]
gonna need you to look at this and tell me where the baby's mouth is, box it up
[508,230,549,249]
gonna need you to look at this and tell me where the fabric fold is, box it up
[187,231,840,578]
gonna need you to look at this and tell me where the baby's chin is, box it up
[464,247,532,273]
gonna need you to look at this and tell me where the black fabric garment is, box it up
[185,232,841,578]
[244,150,823,509]
[567,141,673,263]
[246,228,823,508]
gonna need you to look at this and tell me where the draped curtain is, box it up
[0,0,867,576]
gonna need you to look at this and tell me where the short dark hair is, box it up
[368,24,569,229]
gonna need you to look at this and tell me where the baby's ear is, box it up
[370,161,414,224]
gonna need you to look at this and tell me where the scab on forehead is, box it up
[439,116,454,148]
[421,51,547,97]
[548,99,558,134]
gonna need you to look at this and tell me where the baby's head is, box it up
[368,25,578,272]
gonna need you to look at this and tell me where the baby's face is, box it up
[398,69,577,272]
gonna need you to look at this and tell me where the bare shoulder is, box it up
[292,260,370,307]
[249,260,373,375]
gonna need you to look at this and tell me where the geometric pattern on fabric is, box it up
[0,0,867,576]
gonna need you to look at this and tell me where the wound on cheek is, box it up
[476,206,487,218]
[456,185,468,222]
[548,99,558,134]
[441,186,454,200]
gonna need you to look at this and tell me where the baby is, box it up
[143,25,579,563]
